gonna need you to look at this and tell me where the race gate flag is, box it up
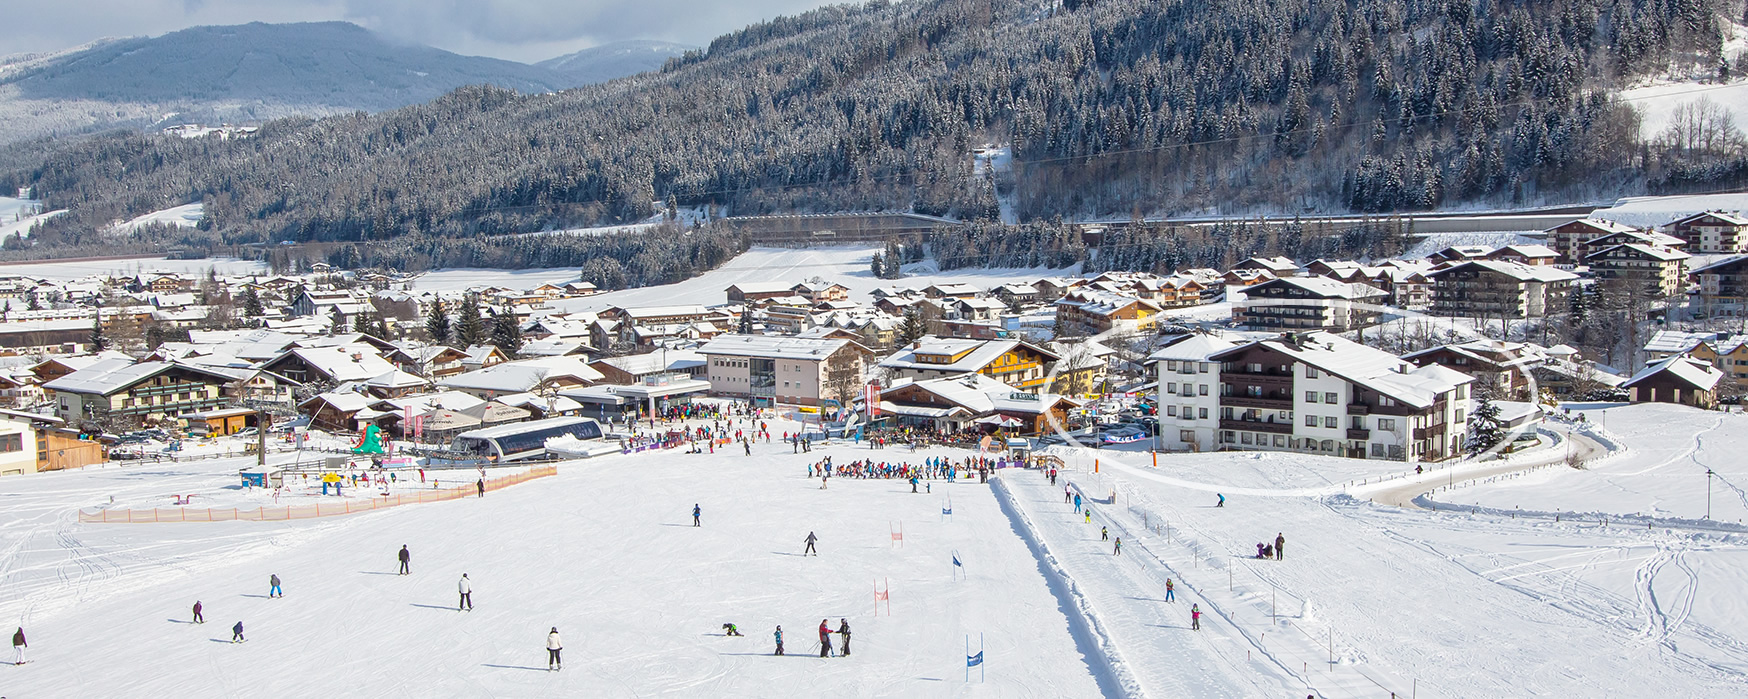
[873,578,892,616]
[890,521,904,548]
[941,498,953,522]
[952,549,964,581]
[966,633,985,682]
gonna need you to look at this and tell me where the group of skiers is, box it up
[768,620,852,657]
[1254,533,1286,560]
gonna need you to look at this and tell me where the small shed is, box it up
[239,466,284,488]
[188,408,255,436]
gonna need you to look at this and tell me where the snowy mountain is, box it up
[535,40,694,86]
[0,23,680,145]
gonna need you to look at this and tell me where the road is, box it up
[1369,427,1606,509]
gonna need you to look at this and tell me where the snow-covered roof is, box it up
[1250,277,1388,299]
[298,390,374,413]
[1144,333,1242,363]
[263,345,398,383]
[1426,259,1578,283]
[1692,254,1748,275]
[1542,217,1638,235]
[699,334,868,361]
[437,356,605,393]
[43,359,243,396]
[1586,243,1691,262]
[1643,330,1719,354]
[592,350,704,377]
[880,338,1056,373]
[1623,356,1723,392]
[365,370,429,390]
[1211,332,1471,409]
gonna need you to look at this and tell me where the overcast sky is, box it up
[0,0,842,64]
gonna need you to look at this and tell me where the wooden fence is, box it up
[78,465,557,523]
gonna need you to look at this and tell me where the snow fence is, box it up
[77,465,558,523]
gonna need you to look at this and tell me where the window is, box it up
[1198,385,1208,396]
[1320,439,1335,452]
[1379,418,1396,431]
[1167,405,1178,417]
[1180,430,1196,442]
[1247,363,1263,373]
[1305,414,1318,427]
[1456,384,1468,399]
[1278,410,1291,421]
[1455,409,1465,423]
[1273,434,1286,447]
[1370,443,1385,457]
[1247,385,1263,397]
[1199,362,1210,373]
[1305,391,1318,402]
[1166,360,1178,371]
[1221,407,1234,420]
[1198,408,1209,419]
[0,433,20,452]
[1305,366,1318,379]
[1167,382,1178,394]
[1324,392,1338,404]
[1241,432,1254,445]
[1221,431,1236,444]
[1323,416,1338,428]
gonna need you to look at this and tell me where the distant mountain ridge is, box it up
[536,40,695,85]
[0,22,684,144]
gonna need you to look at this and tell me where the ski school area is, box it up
[3,403,1748,696]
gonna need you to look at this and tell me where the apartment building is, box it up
[1664,211,1748,254]
[1426,260,1577,319]
[1234,277,1386,332]
[1585,243,1691,298]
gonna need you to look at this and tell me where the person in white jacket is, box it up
[457,573,473,612]
[547,627,563,671]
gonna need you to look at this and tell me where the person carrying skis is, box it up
[547,627,563,670]
[774,626,785,655]
[230,621,245,643]
[693,504,702,527]
[838,619,851,656]
[1191,604,1202,631]
[1274,533,1285,560]
[804,532,818,556]
[818,619,833,657]
[11,626,26,665]
[269,573,282,598]
[458,573,473,611]
[398,545,411,575]
[1165,578,1175,602]
[192,600,204,624]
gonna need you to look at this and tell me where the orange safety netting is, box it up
[78,465,558,523]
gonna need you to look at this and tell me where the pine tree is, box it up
[353,310,372,334]
[89,310,109,351]
[738,307,755,333]
[1464,399,1505,456]
[329,306,347,335]
[375,314,392,340]
[454,294,487,347]
[870,253,884,279]
[425,298,451,345]
[896,306,927,346]
[240,287,264,318]
[26,294,39,311]
[489,310,523,357]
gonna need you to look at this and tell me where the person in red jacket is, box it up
[818,619,833,657]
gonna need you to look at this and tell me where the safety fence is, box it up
[77,465,557,523]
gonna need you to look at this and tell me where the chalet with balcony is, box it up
[1664,211,1748,254]
[1234,277,1386,332]
[1426,260,1577,319]
[1585,243,1691,298]
[1692,254,1748,317]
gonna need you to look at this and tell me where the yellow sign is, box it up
[798,406,820,414]
[321,473,343,483]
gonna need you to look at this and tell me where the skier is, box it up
[1065,486,1072,503]
[458,573,473,611]
[818,619,833,657]
[398,545,411,575]
[1191,604,1202,631]
[547,627,563,670]
[910,476,919,493]
[1073,493,1082,514]
[476,478,485,498]
[744,439,751,456]
[1113,537,1122,556]
[722,623,743,636]
[838,619,851,656]
[11,626,25,665]
[1216,493,1225,508]
[804,531,818,556]
[230,621,246,643]
[1101,526,1109,541]
[192,600,204,624]
[774,626,785,655]
[693,504,702,527]
[1165,578,1175,602]
[268,573,282,598]
[1084,510,1092,524]
[1275,533,1285,561]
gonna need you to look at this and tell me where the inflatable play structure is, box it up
[352,424,386,454]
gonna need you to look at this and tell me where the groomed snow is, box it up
[0,256,265,280]
[109,202,204,235]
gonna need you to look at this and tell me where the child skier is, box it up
[231,621,246,643]
[1165,578,1175,602]
[1191,605,1202,631]
[268,573,282,598]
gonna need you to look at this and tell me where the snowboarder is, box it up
[398,545,411,575]
[804,531,818,556]
[230,621,245,643]
[547,627,563,670]
[268,573,282,598]
[192,600,204,624]
[818,619,833,657]
[1274,533,1285,561]
[1191,604,1201,631]
[693,504,702,527]
[458,573,473,611]
[838,619,851,656]
[1113,537,1122,555]
[12,626,25,665]
[476,478,485,497]
[1216,493,1225,508]
[1101,526,1109,541]
[722,623,742,636]
[774,626,785,655]
[1165,578,1175,602]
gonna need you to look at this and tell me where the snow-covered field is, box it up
[108,202,204,235]
[5,407,1747,696]
[1620,80,1748,139]
[0,256,265,280]
[1590,192,1748,229]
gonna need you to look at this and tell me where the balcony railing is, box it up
[1220,418,1293,434]
[1345,403,1369,415]
[1346,428,1371,440]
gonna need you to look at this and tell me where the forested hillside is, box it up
[4,0,1744,252]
